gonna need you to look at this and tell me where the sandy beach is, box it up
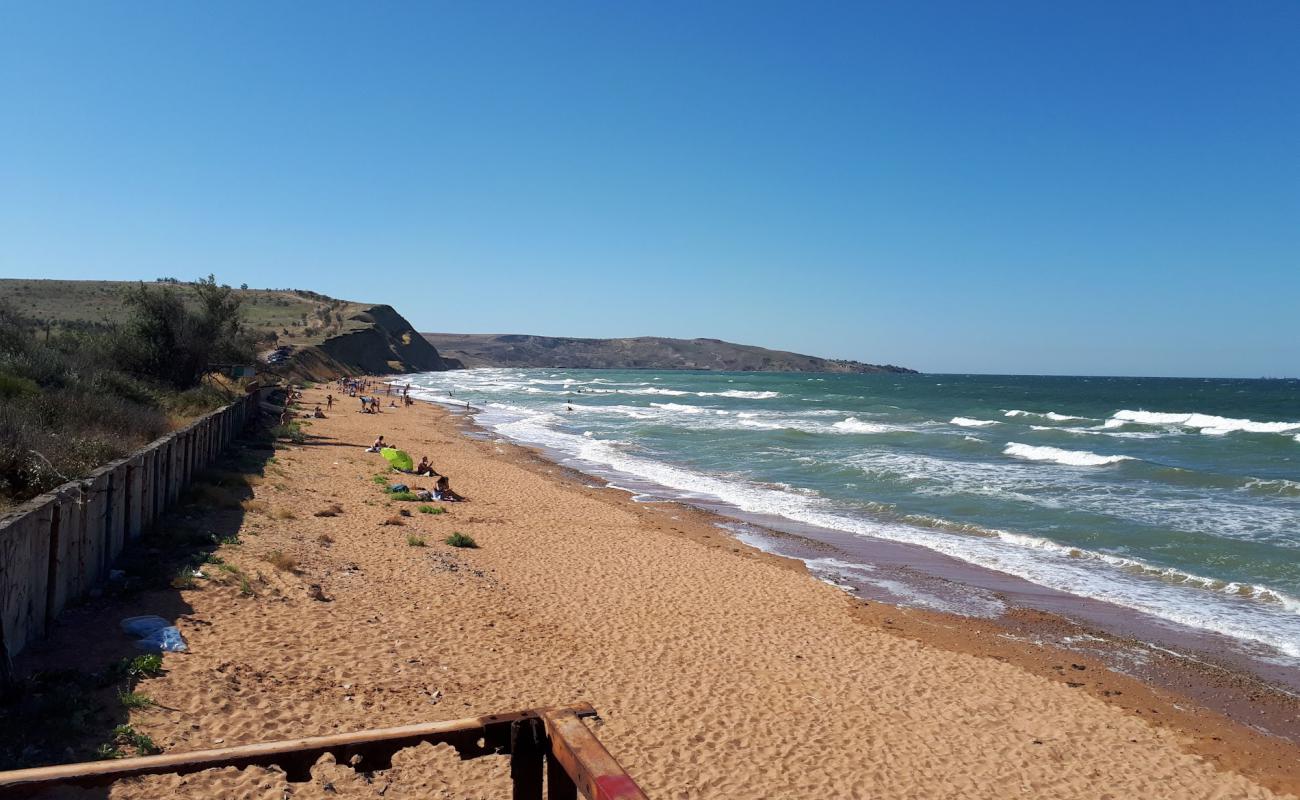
[22,384,1300,799]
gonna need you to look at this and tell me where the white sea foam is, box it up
[698,390,781,399]
[951,417,1000,428]
[1106,410,1300,435]
[480,408,1300,659]
[622,387,691,396]
[649,402,706,414]
[1004,410,1091,422]
[849,450,1300,545]
[403,368,1300,661]
[832,417,895,434]
[1003,443,1133,467]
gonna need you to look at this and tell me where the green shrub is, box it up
[406,534,427,547]
[170,567,198,590]
[444,531,477,548]
[0,372,39,400]
[417,505,445,514]
[111,724,161,756]
[270,422,306,444]
[118,690,155,709]
[389,491,418,501]
[0,282,249,508]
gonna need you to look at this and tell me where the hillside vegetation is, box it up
[0,277,460,508]
[0,279,369,347]
[422,333,915,374]
[0,277,255,508]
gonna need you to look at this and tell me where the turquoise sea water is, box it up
[405,370,1300,663]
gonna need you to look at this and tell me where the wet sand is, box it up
[23,383,1300,798]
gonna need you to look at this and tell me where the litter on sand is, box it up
[120,615,189,653]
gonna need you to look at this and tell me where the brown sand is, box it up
[26,385,1300,798]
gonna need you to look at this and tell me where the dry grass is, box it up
[317,533,334,546]
[313,503,344,517]
[240,499,269,514]
[380,515,405,526]
[264,550,298,572]
[270,507,297,520]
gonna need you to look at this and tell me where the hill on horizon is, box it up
[422,332,915,374]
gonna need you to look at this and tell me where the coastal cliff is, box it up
[286,305,461,380]
[421,333,915,374]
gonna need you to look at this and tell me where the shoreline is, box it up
[427,391,1300,705]
[14,379,1300,798]
[423,389,1300,793]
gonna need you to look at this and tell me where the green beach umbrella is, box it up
[380,448,414,472]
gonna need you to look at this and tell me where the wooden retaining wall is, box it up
[0,390,264,672]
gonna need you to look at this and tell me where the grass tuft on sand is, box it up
[444,531,477,548]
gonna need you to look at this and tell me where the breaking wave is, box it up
[951,417,1000,428]
[1003,442,1133,467]
[1105,410,1300,435]
[832,417,896,434]
[1004,410,1091,422]
[699,390,781,399]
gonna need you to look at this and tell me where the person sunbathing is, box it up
[434,476,465,502]
[366,435,387,453]
[414,457,438,476]
[313,405,326,418]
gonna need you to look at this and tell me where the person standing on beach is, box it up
[326,394,334,411]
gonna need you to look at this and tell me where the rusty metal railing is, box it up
[0,702,648,799]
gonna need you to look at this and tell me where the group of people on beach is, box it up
[365,435,466,502]
[336,378,415,415]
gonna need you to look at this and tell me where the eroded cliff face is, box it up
[286,306,460,380]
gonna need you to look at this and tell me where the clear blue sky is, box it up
[2,2,1297,377]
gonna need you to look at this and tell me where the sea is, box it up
[403,369,1300,667]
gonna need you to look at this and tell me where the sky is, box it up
[1,2,1297,377]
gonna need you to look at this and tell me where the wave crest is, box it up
[1004,410,1091,422]
[1106,409,1300,435]
[698,390,781,399]
[1003,442,1133,467]
[951,417,999,428]
[832,417,895,434]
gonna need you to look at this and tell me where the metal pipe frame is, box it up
[0,702,648,799]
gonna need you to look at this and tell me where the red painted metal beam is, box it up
[541,708,649,800]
